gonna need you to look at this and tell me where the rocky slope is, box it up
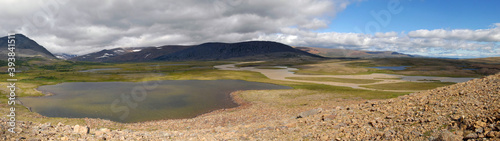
[1,73,499,140]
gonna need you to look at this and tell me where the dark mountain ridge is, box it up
[155,41,323,61]
[72,41,323,62]
[0,34,56,60]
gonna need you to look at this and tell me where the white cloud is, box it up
[375,32,398,38]
[299,18,329,30]
[408,25,500,42]
[0,0,347,55]
[255,24,500,58]
[0,0,497,58]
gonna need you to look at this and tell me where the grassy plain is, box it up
[0,57,497,128]
[361,82,457,90]
[289,58,499,77]
[286,77,382,84]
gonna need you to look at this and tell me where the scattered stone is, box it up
[435,130,462,141]
[464,133,478,139]
[385,115,395,119]
[495,131,500,138]
[475,127,484,134]
[296,108,322,119]
[73,125,89,134]
[99,128,111,133]
[475,121,487,127]
[322,114,337,121]
[450,115,461,121]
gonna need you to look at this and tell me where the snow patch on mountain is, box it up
[97,53,115,59]
[113,49,125,54]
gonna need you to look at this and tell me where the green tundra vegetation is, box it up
[360,82,457,91]
[292,58,499,77]
[2,57,498,98]
[285,77,382,84]
[0,57,498,127]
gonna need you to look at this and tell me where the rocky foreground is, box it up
[1,73,499,140]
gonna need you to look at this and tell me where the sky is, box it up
[0,0,499,58]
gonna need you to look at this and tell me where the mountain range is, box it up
[1,34,418,62]
[70,41,323,62]
[295,47,416,58]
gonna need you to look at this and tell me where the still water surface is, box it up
[21,80,290,123]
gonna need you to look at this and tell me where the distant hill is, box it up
[463,57,500,64]
[72,41,323,62]
[295,47,416,58]
[155,41,322,61]
[0,34,56,60]
[71,47,146,62]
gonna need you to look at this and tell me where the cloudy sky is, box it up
[0,0,499,58]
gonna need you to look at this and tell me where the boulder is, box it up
[463,133,478,140]
[73,125,89,134]
[434,130,462,141]
[296,108,322,119]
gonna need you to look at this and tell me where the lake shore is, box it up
[19,80,291,123]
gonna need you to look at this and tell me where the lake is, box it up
[79,68,122,72]
[21,80,290,123]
